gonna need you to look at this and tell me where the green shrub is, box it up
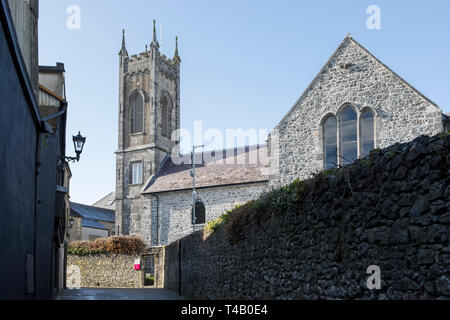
[68,236,145,255]
[205,213,230,233]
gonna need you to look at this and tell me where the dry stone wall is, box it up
[164,133,449,300]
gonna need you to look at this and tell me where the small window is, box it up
[192,200,205,225]
[361,110,375,158]
[129,162,143,185]
[131,93,144,134]
[340,107,358,165]
[324,115,338,170]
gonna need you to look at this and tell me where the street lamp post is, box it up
[191,144,204,233]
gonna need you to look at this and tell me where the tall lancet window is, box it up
[324,115,338,170]
[130,93,144,134]
[340,106,358,165]
[361,110,375,158]
[161,96,171,138]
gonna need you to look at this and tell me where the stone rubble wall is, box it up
[66,247,165,289]
[67,254,142,288]
[164,134,449,300]
[154,183,268,245]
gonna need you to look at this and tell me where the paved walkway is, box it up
[57,287,184,300]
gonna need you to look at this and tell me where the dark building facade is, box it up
[0,0,69,299]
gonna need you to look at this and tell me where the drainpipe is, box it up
[41,103,67,123]
[178,239,182,296]
[155,194,159,246]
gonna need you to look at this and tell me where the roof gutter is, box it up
[41,102,67,122]
[144,179,269,195]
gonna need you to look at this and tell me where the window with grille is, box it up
[143,256,155,286]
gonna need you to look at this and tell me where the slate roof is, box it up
[142,145,269,194]
[92,192,116,210]
[70,202,115,223]
[82,219,109,230]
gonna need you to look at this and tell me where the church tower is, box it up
[115,21,181,239]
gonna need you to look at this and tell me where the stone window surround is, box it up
[320,102,378,168]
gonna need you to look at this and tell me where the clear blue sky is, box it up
[39,0,450,205]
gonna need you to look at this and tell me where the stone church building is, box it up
[269,35,443,187]
[115,25,444,246]
[115,23,268,245]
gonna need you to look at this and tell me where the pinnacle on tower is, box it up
[119,29,128,56]
[173,36,181,63]
[151,20,159,49]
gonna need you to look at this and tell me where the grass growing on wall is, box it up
[203,177,316,243]
[202,132,450,244]
[68,236,145,255]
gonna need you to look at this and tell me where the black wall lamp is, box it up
[70,132,86,162]
[60,132,86,163]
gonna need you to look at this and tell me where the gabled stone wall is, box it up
[270,37,443,188]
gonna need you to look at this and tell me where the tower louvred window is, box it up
[131,93,143,134]
[161,95,172,138]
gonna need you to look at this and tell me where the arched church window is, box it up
[130,92,144,134]
[340,106,358,165]
[324,115,338,170]
[361,110,375,158]
[192,200,206,225]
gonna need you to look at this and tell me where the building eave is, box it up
[39,84,66,102]
[0,0,42,130]
[143,179,269,195]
